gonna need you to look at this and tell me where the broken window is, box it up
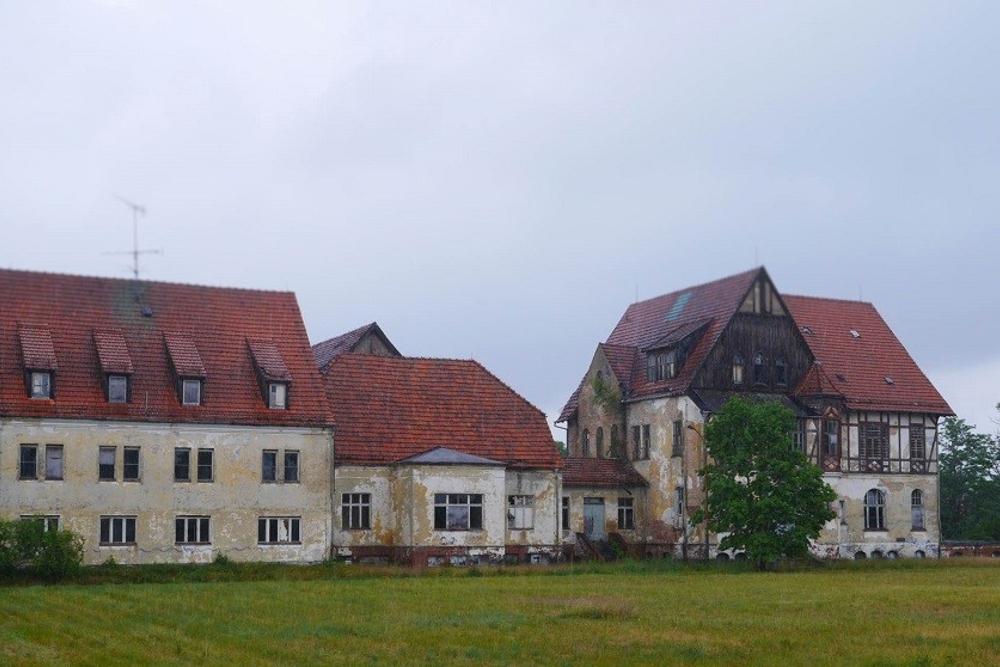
[100,515,136,545]
[99,447,116,481]
[864,489,886,531]
[262,450,278,482]
[911,489,925,530]
[562,496,570,530]
[618,497,634,530]
[642,425,651,459]
[909,424,926,471]
[860,422,890,470]
[631,425,641,460]
[258,516,300,544]
[508,495,534,530]
[268,382,287,409]
[434,494,483,531]
[175,516,210,544]
[671,420,683,458]
[342,493,371,530]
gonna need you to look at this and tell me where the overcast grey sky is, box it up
[2,1,998,434]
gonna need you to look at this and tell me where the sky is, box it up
[2,1,998,436]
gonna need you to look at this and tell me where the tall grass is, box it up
[1,559,998,666]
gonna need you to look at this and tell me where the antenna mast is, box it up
[111,195,161,279]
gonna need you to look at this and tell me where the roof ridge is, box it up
[784,293,874,307]
[0,266,295,296]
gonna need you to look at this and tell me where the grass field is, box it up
[2,559,999,666]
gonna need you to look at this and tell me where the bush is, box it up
[0,520,83,581]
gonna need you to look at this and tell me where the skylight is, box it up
[849,329,860,338]
[666,291,691,322]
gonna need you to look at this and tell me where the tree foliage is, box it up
[939,407,1000,541]
[0,520,83,581]
[691,397,836,570]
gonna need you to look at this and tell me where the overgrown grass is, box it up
[1,559,999,665]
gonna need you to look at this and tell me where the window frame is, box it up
[45,444,64,481]
[196,448,214,483]
[732,355,744,386]
[98,446,116,482]
[257,516,301,545]
[181,378,202,406]
[864,489,886,531]
[107,374,129,404]
[911,489,925,531]
[122,446,140,482]
[618,497,635,530]
[175,515,211,545]
[100,515,137,546]
[21,515,60,532]
[642,425,651,460]
[434,493,484,531]
[775,358,788,386]
[341,493,372,530]
[582,429,590,457]
[561,496,570,531]
[19,444,38,480]
[508,495,534,531]
[671,420,683,458]
[752,353,767,385]
[283,450,300,483]
[262,450,278,483]
[174,447,191,482]
[30,371,52,399]
[268,382,288,409]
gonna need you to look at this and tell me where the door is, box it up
[583,497,605,541]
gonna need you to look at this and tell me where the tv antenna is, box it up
[108,195,161,279]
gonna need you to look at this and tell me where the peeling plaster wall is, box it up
[504,469,560,548]
[0,418,332,565]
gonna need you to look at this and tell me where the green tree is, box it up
[691,397,836,570]
[939,408,1000,540]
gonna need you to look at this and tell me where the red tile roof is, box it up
[784,295,952,415]
[19,326,58,369]
[0,268,332,427]
[561,457,647,488]
[248,339,292,382]
[312,322,400,370]
[322,355,562,468]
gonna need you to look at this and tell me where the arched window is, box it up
[753,353,766,385]
[911,489,925,530]
[596,427,604,458]
[610,425,620,457]
[582,429,590,457]
[732,354,744,386]
[775,358,787,386]
[864,489,886,530]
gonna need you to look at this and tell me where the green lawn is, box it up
[2,560,999,666]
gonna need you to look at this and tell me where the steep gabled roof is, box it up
[561,457,647,488]
[322,355,562,468]
[312,322,400,370]
[556,343,638,423]
[0,268,332,427]
[784,295,952,415]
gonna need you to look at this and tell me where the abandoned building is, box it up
[0,268,335,565]
[316,349,564,566]
[557,267,953,560]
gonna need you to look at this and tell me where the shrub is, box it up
[0,520,83,581]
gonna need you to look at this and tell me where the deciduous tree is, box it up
[691,397,836,570]
[939,408,1000,540]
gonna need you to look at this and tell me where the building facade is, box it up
[558,268,952,560]
[0,269,334,564]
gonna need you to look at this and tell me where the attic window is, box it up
[182,379,203,406]
[849,329,861,338]
[108,375,129,403]
[268,382,288,409]
[802,326,814,335]
[836,373,848,383]
[93,330,134,404]
[885,376,895,386]
[164,332,207,408]
[248,339,292,410]
[648,350,677,382]
[30,371,52,399]
[19,326,58,399]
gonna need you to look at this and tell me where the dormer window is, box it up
[182,379,203,406]
[30,371,52,399]
[647,350,677,382]
[268,382,288,410]
[108,375,129,403]
[732,355,744,386]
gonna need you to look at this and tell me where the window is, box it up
[258,516,301,544]
[268,382,287,409]
[19,444,38,480]
[175,516,211,544]
[823,419,840,456]
[753,353,766,385]
[838,500,847,525]
[30,371,52,399]
[631,425,641,460]
[562,496,570,530]
[182,379,202,406]
[108,374,128,403]
[775,358,788,386]
[45,444,63,480]
[648,350,677,382]
[99,447,116,481]
[910,425,926,471]
[123,447,140,482]
[596,427,604,458]
[860,422,890,469]
[197,449,214,482]
[582,429,590,457]
[732,355,744,386]
[508,495,534,530]
[911,490,925,530]
[864,489,886,531]
[610,425,620,457]
[21,515,59,532]
[671,420,683,458]
[618,497,634,530]
[792,421,805,453]
[434,494,483,530]
[646,354,656,382]
[174,448,191,482]
[100,516,137,545]
[675,486,685,527]
[641,425,651,459]
[342,493,371,530]
[262,450,278,482]
[283,450,299,483]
